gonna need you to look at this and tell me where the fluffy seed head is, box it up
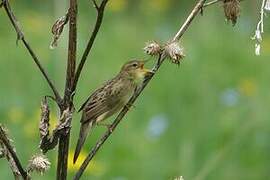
[143,41,162,56]
[164,41,185,65]
[28,154,50,175]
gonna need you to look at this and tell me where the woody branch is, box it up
[0,125,29,179]
[57,0,109,179]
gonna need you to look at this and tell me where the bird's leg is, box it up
[97,122,113,133]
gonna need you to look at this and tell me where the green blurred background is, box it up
[1,0,270,179]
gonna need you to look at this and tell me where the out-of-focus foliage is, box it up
[0,0,270,179]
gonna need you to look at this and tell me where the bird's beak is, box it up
[139,60,154,76]
[141,67,154,76]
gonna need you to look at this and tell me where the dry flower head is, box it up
[223,0,240,26]
[164,41,185,65]
[144,41,162,56]
[27,154,50,175]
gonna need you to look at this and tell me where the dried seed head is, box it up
[223,0,240,26]
[164,41,185,65]
[50,13,69,49]
[28,154,50,175]
[143,41,162,56]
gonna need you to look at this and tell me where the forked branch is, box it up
[72,0,109,92]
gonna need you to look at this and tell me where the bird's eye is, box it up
[132,63,138,67]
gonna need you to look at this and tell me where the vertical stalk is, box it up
[56,0,77,179]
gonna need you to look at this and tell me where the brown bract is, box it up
[223,0,240,25]
[50,13,69,49]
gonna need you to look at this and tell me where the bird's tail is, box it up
[73,121,94,164]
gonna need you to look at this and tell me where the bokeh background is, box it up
[0,0,270,179]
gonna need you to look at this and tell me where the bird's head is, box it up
[120,60,153,82]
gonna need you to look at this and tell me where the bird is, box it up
[73,59,153,163]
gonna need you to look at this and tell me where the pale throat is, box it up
[133,71,146,84]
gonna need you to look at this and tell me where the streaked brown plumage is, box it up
[73,60,152,163]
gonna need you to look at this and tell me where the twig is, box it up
[203,0,221,7]
[0,125,29,179]
[1,0,62,105]
[72,0,109,92]
[56,0,77,179]
[203,0,245,8]
[91,0,99,10]
[259,0,266,33]
[251,0,267,55]
[73,0,207,179]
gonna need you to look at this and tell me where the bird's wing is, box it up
[78,77,115,112]
[80,78,121,123]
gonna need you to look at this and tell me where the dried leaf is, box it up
[39,108,73,153]
[50,13,69,49]
[39,98,50,139]
[53,109,72,135]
